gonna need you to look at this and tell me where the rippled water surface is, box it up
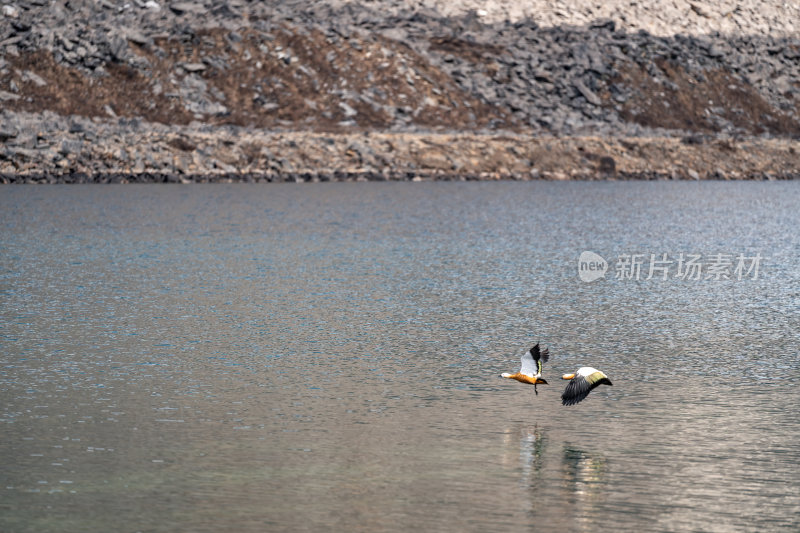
[1,182,799,532]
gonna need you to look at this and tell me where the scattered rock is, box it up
[689,2,712,18]
[21,70,47,87]
[59,139,83,156]
[2,4,19,18]
[126,31,149,46]
[0,128,17,141]
[182,62,206,73]
[573,79,602,106]
[338,102,358,118]
[598,156,616,175]
[169,2,199,16]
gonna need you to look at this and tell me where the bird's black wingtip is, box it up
[531,342,550,363]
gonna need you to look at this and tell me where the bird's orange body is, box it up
[504,373,548,386]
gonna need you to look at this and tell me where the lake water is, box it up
[1,182,799,532]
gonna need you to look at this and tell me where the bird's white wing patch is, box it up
[519,350,537,377]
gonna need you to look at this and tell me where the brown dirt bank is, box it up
[2,131,798,183]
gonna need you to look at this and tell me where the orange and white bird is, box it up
[561,367,612,406]
[501,343,550,395]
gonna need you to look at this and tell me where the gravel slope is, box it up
[1,0,798,180]
[385,0,800,35]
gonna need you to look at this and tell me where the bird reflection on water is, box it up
[503,424,609,527]
[505,425,546,485]
[561,445,609,527]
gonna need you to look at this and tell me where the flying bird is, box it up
[561,367,612,406]
[501,343,550,394]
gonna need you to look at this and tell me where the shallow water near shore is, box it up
[1,182,799,532]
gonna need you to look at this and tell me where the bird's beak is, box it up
[561,373,575,380]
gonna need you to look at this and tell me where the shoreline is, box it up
[4,170,799,184]
[2,131,798,183]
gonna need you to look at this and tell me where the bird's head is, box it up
[561,373,576,380]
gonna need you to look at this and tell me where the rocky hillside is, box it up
[1,0,799,180]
